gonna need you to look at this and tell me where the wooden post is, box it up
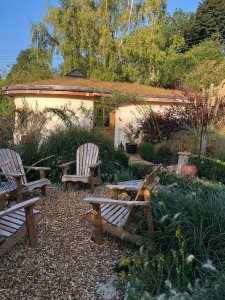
[40,169,45,179]
[63,182,68,192]
[144,189,154,233]
[41,186,46,196]
[92,203,103,244]
[25,206,37,247]
[15,177,23,202]
[110,189,119,200]
[90,170,95,193]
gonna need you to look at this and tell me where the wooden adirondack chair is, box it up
[0,160,18,210]
[0,149,51,198]
[59,143,102,193]
[0,197,41,256]
[83,165,161,247]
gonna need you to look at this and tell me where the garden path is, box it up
[0,185,132,300]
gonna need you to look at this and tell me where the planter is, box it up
[125,143,138,154]
[176,151,192,175]
[181,164,197,179]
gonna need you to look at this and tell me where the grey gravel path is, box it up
[0,185,132,300]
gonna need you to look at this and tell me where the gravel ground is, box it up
[0,185,133,300]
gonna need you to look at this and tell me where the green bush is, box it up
[153,147,172,165]
[158,169,222,194]
[189,155,225,183]
[124,171,225,298]
[129,162,153,179]
[139,143,155,162]
[114,168,134,183]
[38,126,129,182]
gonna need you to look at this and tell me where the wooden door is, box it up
[93,103,115,141]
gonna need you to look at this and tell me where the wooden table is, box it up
[107,179,143,200]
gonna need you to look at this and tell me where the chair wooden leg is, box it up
[63,182,68,192]
[25,206,37,247]
[92,203,103,244]
[90,177,94,194]
[15,177,23,202]
[41,186,47,196]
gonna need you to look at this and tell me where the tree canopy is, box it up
[187,0,225,46]
[4,0,224,90]
[6,48,53,84]
[31,0,187,84]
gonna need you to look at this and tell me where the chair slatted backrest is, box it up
[76,143,99,176]
[123,165,161,229]
[134,165,161,202]
[0,149,27,185]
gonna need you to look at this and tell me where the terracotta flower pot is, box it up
[181,165,197,179]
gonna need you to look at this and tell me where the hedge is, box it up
[189,155,225,183]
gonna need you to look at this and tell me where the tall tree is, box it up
[31,0,169,82]
[187,0,225,46]
[6,48,53,84]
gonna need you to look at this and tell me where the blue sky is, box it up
[0,0,200,73]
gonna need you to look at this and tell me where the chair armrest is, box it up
[0,197,41,217]
[107,184,139,191]
[24,166,51,171]
[59,160,76,169]
[0,172,24,178]
[83,197,149,207]
[89,160,102,170]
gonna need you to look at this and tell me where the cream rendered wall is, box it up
[114,103,171,148]
[14,95,94,132]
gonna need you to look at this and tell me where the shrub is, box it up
[124,175,225,298]
[158,169,222,194]
[38,126,128,182]
[139,143,155,162]
[129,162,154,180]
[189,155,225,183]
[114,168,134,183]
[153,147,172,165]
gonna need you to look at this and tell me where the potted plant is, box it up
[124,124,138,154]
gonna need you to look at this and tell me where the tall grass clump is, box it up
[122,171,225,299]
[38,126,128,182]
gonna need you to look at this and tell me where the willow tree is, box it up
[32,0,172,82]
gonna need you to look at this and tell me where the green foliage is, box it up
[160,39,225,89]
[158,169,220,194]
[31,0,186,83]
[39,126,128,182]
[153,147,172,165]
[124,171,225,298]
[114,168,134,183]
[128,162,154,180]
[0,94,15,145]
[139,143,155,162]
[188,0,225,46]
[189,155,225,183]
[6,48,52,84]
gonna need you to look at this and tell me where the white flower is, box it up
[202,260,217,272]
[173,213,180,221]
[187,282,193,292]
[165,279,172,289]
[139,246,145,257]
[186,255,195,263]
[144,261,150,270]
[159,201,164,206]
[140,291,151,300]
[160,215,169,224]
[156,294,166,300]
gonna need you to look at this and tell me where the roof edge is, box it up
[3,84,186,100]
